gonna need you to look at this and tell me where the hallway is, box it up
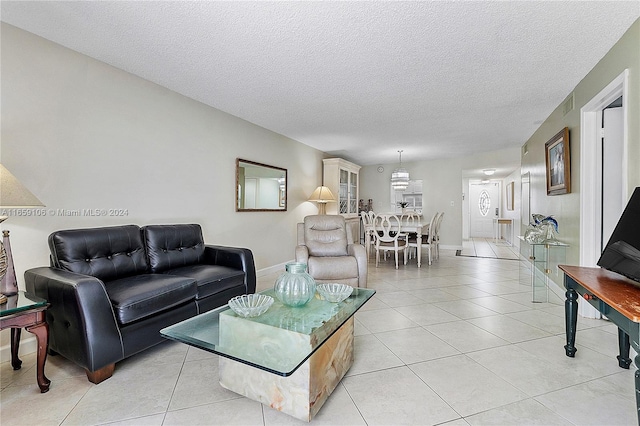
[458,237,520,260]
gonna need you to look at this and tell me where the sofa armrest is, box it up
[295,245,310,265]
[203,245,257,294]
[347,244,368,288]
[24,267,124,372]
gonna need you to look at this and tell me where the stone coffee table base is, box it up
[219,318,354,422]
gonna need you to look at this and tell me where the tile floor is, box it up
[1,249,637,425]
[458,238,519,260]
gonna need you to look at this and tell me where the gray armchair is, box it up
[295,215,367,288]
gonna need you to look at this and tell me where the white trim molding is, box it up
[579,69,629,318]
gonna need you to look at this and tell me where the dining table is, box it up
[365,213,431,268]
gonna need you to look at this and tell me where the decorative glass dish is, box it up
[316,283,353,303]
[228,294,274,318]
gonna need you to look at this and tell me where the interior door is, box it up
[601,106,625,252]
[469,181,500,238]
[521,172,530,228]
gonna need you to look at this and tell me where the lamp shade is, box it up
[308,186,336,203]
[308,186,336,215]
[0,164,44,208]
[0,164,43,296]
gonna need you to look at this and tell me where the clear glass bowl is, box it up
[316,283,353,303]
[228,294,274,318]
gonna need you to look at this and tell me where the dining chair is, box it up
[406,212,439,266]
[360,211,376,259]
[433,212,445,260]
[400,211,420,226]
[401,211,422,259]
[373,214,408,269]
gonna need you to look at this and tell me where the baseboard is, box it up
[257,261,292,277]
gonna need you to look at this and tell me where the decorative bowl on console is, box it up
[228,294,274,318]
[316,283,353,303]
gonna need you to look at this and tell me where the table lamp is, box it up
[308,186,336,215]
[0,164,45,301]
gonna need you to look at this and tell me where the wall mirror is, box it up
[236,158,287,212]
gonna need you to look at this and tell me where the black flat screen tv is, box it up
[597,187,640,283]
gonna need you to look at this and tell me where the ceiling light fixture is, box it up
[391,150,410,191]
[483,169,496,176]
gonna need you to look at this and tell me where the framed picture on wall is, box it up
[506,181,514,211]
[545,127,571,195]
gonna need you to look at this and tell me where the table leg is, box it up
[509,221,513,246]
[11,328,22,370]
[511,221,514,246]
[416,232,422,268]
[635,353,640,424]
[564,288,578,357]
[617,328,632,369]
[26,321,50,393]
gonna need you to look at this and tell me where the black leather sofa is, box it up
[24,224,256,384]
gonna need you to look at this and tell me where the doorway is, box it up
[601,102,624,252]
[580,70,628,317]
[469,181,500,238]
[580,70,628,266]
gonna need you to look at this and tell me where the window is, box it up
[479,190,490,216]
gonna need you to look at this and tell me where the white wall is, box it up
[360,157,462,249]
[0,23,324,290]
[521,18,640,268]
[500,169,521,248]
[361,147,520,249]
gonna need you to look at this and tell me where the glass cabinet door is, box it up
[339,169,349,214]
[349,171,358,214]
[338,168,358,215]
[322,158,361,218]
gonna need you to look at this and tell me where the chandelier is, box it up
[391,150,410,191]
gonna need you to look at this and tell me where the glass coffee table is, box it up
[161,287,375,421]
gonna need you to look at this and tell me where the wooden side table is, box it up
[560,265,640,424]
[0,291,50,393]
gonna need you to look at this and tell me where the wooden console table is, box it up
[560,265,640,423]
[0,291,50,393]
[493,218,513,245]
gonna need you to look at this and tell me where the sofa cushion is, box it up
[143,224,205,273]
[163,264,246,299]
[48,225,148,282]
[304,216,349,257]
[105,274,197,325]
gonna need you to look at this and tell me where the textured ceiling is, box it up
[1,1,639,168]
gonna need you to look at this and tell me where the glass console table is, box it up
[519,237,568,303]
[161,287,375,421]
